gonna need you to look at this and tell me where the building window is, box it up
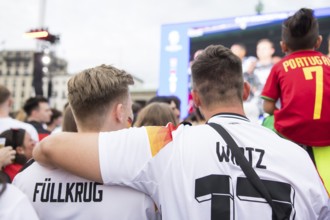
[22,81,25,87]
[0,70,2,76]
[7,70,10,76]
[21,91,25,98]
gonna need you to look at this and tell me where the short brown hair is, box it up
[191,45,243,108]
[0,85,11,105]
[134,102,178,127]
[68,64,134,128]
[282,8,319,51]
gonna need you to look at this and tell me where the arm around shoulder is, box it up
[33,132,102,183]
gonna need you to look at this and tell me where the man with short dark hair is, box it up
[23,96,52,140]
[34,46,329,219]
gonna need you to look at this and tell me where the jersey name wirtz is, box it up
[216,142,267,169]
[33,178,103,203]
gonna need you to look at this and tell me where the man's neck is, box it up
[0,108,10,118]
[286,48,315,55]
[77,122,120,133]
[200,105,246,121]
[27,117,40,123]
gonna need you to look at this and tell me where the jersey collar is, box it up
[208,112,250,122]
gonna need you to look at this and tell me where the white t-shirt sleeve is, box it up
[99,127,152,185]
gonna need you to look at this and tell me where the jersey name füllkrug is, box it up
[99,113,330,220]
[33,178,103,203]
[13,162,157,220]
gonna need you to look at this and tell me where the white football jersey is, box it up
[0,117,39,142]
[13,162,157,220]
[0,183,39,220]
[99,113,330,220]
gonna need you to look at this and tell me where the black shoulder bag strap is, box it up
[208,122,287,220]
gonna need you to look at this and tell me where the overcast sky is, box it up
[1,0,329,88]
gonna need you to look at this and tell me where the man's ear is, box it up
[242,81,251,101]
[191,90,201,108]
[280,41,288,54]
[114,103,124,123]
[315,35,323,49]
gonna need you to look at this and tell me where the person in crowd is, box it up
[230,43,258,74]
[230,43,261,122]
[23,96,52,140]
[131,101,143,126]
[14,64,157,220]
[0,85,38,142]
[261,8,330,192]
[0,128,36,181]
[183,106,205,125]
[46,108,62,133]
[168,95,181,121]
[251,38,276,118]
[134,102,178,127]
[0,175,39,220]
[147,95,181,124]
[254,38,275,86]
[34,45,329,219]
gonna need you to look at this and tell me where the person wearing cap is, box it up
[0,128,36,182]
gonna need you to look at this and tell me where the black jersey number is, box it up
[195,175,295,220]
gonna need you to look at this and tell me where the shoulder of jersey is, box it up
[19,158,35,173]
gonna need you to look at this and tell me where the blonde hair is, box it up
[134,102,178,127]
[68,64,134,129]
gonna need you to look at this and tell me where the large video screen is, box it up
[159,7,330,119]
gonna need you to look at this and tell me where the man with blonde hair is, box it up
[14,65,157,220]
